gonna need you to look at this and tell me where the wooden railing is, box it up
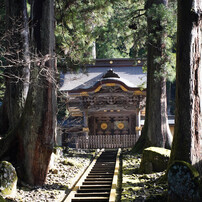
[76,134,138,149]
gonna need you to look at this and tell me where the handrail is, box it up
[109,148,121,202]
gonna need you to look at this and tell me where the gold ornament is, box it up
[118,122,124,130]
[101,123,108,130]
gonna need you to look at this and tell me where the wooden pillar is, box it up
[83,110,89,149]
[136,109,141,137]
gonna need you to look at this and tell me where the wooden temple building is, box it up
[59,58,149,149]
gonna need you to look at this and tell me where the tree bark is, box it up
[14,0,56,185]
[169,0,202,174]
[132,0,172,153]
[0,0,56,186]
[0,0,30,135]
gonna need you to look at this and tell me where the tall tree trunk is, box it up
[15,0,56,185]
[0,0,30,135]
[132,0,172,153]
[169,0,202,174]
[0,0,56,185]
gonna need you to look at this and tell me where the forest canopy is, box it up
[55,0,176,76]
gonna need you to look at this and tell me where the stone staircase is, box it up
[71,150,118,202]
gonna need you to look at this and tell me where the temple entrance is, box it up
[76,112,138,149]
[94,115,131,136]
[61,60,147,149]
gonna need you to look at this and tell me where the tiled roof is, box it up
[60,66,147,92]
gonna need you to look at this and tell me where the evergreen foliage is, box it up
[146,2,177,82]
[96,1,144,58]
[55,0,176,82]
[55,0,116,70]
[55,0,148,69]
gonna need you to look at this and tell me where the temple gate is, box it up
[60,59,147,149]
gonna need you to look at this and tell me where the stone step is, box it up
[82,181,112,185]
[90,170,114,172]
[88,172,113,177]
[90,169,114,172]
[92,166,115,169]
[93,163,115,165]
[97,160,115,162]
[75,192,110,197]
[94,162,115,164]
[72,196,109,202]
[89,171,114,174]
[80,185,111,189]
[92,166,114,168]
[77,188,111,193]
[92,166,115,168]
[85,178,112,181]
